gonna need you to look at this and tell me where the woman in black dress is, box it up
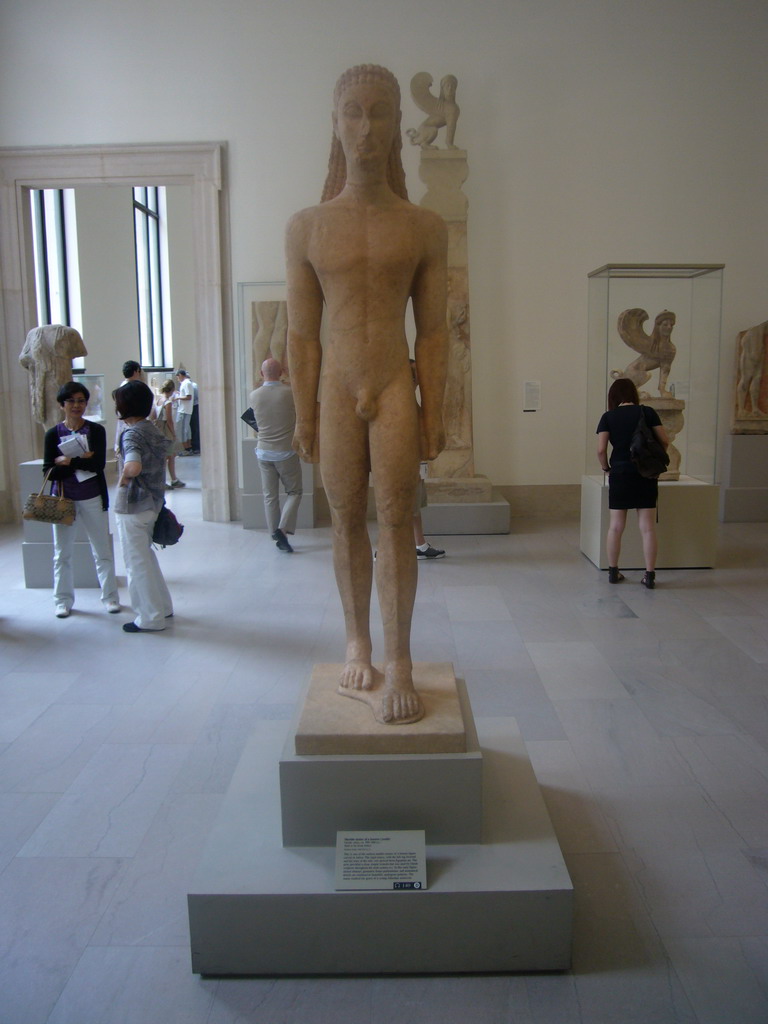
[596,378,669,588]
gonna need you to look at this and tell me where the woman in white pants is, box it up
[113,380,173,633]
[43,381,120,618]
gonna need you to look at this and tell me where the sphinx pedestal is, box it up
[580,473,720,568]
[187,666,572,975]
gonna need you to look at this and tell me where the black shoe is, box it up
[641,570,656,589]
[608,567,625,584]
[123,622,149,633]
[416,544,445,559]
[272,528,294,553]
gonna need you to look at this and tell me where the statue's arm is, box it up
[412,214,449,461]
[286,213,323,462]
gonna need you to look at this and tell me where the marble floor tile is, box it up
[525,640,628,700]
[443,583,513,622]
[18,742,190,858]
[46,946,217,1024]
[0,856,125,1024]
[663,935,768,1024]
[1,511,768,1021]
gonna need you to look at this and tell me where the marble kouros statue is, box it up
[613,309,677,399]
[406,72,460,149]
[19,325,87,429]
[286,64,448,725]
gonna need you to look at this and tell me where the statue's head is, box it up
[440,75,458,100]
[654,310,676,334]
[321,64,408,202]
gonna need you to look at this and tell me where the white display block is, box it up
[187,716,573,975]
[580,473,719,569]
[720,434,768,522]
[240,439,315,530]
[20,461,109,588]
[280,676,483,846]
[421,493,510,535]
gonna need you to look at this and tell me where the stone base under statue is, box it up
[295,662,466,755]
[187,676,573,975]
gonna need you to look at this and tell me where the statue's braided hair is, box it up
[321,64,408,203]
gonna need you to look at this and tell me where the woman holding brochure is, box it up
[42,380,120,618]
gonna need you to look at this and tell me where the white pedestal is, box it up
[280,674,483,846]
[720,434,768,522]
[20,460,111,588]
[187,713,573,975]
[240,439,315,530]
[580,473,719,569]
[421,492,511,535]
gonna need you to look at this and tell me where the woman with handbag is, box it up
[596,378,669,589]
[113,380,173,632]
[43,381,120,618]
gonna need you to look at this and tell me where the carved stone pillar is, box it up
[647,397,685,481]
[417,149,492,502]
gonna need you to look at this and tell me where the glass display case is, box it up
[581,264,724,569]
[72,373,105,422]
[586,264,724,483]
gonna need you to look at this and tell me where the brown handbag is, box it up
[22,468,76,526]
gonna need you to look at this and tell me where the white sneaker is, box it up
[105,601,121,614]
[55,603,70,618]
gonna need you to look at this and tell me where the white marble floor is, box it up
[2,470,768,1023]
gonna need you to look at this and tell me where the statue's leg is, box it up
[271,301,288,366]
[368,379,423,724]
[320,389,377,691]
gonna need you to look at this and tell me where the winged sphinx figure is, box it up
[613,308,677,399]
[406,72,460,149]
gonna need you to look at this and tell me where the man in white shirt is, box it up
[174,369,194,454]
[249,358,302,552]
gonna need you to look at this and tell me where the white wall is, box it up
[1,0,766,487]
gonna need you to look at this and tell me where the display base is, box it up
[421,491,510,535]
[719,434,768,522]
[580,473,719,568]
[282,674,483,846]
[294,662,467,756]
[20,461,110,588]
[187,716,573,975]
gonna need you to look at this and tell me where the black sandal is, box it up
[641,571,656,589]
[608,567,625,584]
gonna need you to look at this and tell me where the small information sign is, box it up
[335,830,427,891]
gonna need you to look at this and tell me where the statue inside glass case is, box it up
[613,308,677,399]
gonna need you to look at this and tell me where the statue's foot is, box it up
[339,659,380,691]
[337,659,425,725]
[377,686,424,725]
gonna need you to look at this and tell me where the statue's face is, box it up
[333,82,397,172]
[658,318,674,337]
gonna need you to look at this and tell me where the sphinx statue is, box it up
[406,72,460,150]
[613,309,677,399]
